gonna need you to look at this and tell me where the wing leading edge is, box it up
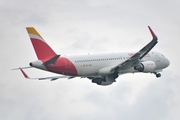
[111,26,158,72]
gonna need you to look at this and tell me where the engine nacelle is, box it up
[134,61,156,73]
[91,75,116,86]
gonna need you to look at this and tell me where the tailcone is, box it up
[29,62,33,67]
[29,60,47,70]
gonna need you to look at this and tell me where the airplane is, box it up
[15,26,170,86]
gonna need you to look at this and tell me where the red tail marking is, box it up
[26,27,57,60]
[45,58,78,76]
[31,38,56,60]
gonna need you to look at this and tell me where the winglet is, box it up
[19,68,29,79]
[148,26,158,40]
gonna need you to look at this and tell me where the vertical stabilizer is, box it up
[26,27,57,60]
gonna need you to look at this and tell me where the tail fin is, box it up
[26,27,57,60]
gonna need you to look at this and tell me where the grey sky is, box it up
[0,0,180,120]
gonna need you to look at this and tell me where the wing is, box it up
[111,26,158,72]
[19,68,74,81]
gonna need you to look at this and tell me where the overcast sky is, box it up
[0,0,180,120]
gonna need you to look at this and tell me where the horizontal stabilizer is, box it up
[12,66,32,70]
[43,55,60,65]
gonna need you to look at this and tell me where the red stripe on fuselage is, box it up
[44,57,77,76]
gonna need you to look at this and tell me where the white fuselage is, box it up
[65,51,169,77]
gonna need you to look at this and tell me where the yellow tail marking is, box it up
[26,27,43,39]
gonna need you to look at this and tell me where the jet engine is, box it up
[90,74,117,86]
[134,61,156,73]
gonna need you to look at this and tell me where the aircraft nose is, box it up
[165,57,170,68]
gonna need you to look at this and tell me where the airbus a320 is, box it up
[15,26,170,86]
